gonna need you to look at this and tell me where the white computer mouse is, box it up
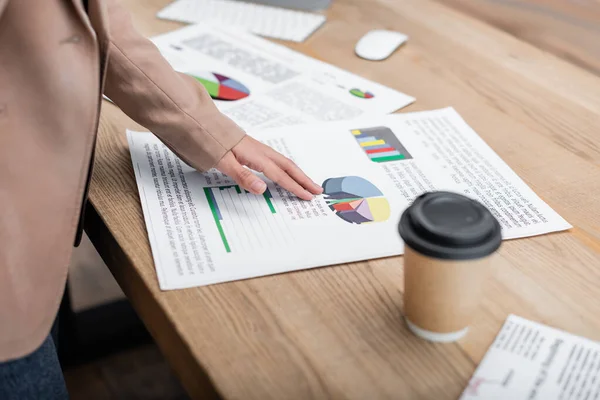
[355,29,408,61]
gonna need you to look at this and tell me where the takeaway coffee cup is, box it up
[398,191,502,343]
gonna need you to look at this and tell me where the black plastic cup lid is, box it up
[398,191,502,260]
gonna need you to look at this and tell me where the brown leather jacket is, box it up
[0,0,245,361]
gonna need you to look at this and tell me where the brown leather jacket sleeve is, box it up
[103,0,246,172]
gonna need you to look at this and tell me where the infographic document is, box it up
[150,24,415,130]
[128,108,571,290]
[461,315,600,400]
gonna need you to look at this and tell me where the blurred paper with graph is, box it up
[460,315,600,400]
[150,24,415,130]
[127,108,570,290]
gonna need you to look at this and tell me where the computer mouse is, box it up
[355,29,408,61]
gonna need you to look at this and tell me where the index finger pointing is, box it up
[262,160,314,201]
[270,153,323,195]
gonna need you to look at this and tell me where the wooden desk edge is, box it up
[84,203,222,399]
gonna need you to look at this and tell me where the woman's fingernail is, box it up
[251,180,267,193]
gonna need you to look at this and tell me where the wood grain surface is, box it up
[64,344,189,400]
[87,0,600,398]
[438,0,600,77]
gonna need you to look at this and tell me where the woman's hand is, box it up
[216,136,323,201]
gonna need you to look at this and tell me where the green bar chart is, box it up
[203,185,292,253]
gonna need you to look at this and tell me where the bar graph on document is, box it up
[204,185,294,253]
[351,126,413,163]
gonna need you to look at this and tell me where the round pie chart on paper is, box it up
[188,71,250,101]
[322,176,390,224]
[350,88,375,99]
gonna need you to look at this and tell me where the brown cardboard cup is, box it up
[398,192,501,343]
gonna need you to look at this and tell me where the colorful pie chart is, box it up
[322,176,390,224]
[350,88,375,99]
[188,71,250,101]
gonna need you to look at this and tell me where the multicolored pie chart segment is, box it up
[188,71,250,101]
[322,176,390,224]
[350,88,375,99]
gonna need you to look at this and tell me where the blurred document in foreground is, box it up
[127,108,571,290]
[157,0,327,42]
[461,315,600,400]
[151,24,415,130]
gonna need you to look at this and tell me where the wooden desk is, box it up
[87,0,600,398]
[439,0,600,77]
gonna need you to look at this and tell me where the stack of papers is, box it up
[124,25,571,291]
[157,0,327,42]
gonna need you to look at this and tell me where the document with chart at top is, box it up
[150,24,415,131]
[460,315,600,400]
[128,108,570,290]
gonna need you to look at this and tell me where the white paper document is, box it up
[150,24,415,130]
[157,0,327,42]
[127,108,571,290]
[461,315,600,400]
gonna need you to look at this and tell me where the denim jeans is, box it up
[0,327,68,399]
